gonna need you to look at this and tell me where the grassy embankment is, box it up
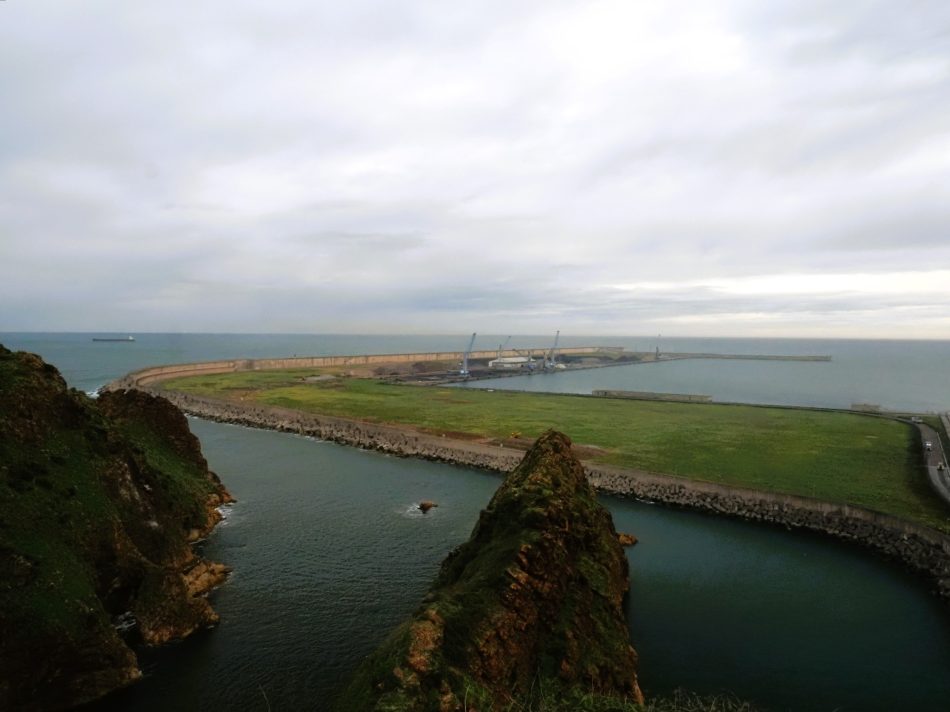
[160,369,950,532]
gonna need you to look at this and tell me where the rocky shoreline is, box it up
[0,348,236,710]
[137,387,950,603]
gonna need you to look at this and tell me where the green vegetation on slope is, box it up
[335,431,642,711]
[442,684,759,712]
[0,346,231,710]
[162,369,949,531]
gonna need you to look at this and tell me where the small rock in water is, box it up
[617,532,638,547]
[419,500,438,513]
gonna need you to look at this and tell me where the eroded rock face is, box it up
[338,430,642,711]
[618,532,639,547]
[0,345,233,710]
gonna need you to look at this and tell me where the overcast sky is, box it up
[2,0,949,338]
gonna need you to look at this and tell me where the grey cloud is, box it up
[742,1,950,62]
[288,232,427,251]
[828,207,950,250]
[2,0,949,337]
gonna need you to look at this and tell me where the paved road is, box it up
[920,416,950,507]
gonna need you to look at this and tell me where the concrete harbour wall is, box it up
[106,347,617,389]
[593,390,712,403]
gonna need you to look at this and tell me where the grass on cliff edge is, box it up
[0,352,221,655]
[481,685,760,712]
[160,369,949,532]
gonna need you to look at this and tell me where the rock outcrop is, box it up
[618,532,638,547]
[337,430,641,711]
[0,346,234,711]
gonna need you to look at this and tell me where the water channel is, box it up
[88,419,950,712]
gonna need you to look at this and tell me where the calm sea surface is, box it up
[3,333,949,411]
[3,333,950,711]
[459,336,950,413]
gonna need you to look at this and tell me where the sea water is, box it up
[458,337,950,413]
[80,421,950,712]
[3,333,949,411]
[3,333,949,711]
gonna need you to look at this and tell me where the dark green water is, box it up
[87,420,950,712]
[6,333,949,710]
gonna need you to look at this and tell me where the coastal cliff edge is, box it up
[0,346,234,711]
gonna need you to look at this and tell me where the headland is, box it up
[0,346,233,710]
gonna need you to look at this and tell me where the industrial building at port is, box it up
[484,332,568,372]
[487,355,536,370]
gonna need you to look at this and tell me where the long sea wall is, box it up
[106,347,618,389]
[588,466,950,602]
[145,389,950,603]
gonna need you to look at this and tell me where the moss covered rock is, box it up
[337,429,641,711]
[0,345,233,710]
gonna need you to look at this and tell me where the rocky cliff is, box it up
[0,346,233,711]
[337,430,642,711]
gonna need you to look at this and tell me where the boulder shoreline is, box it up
[0,347,235,710]
[132,387,950,603]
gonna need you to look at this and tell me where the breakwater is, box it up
[104,346,831,391]
[106,347,620,388]
[140,388,950,603]
[661,353,832,362]
[589,466,950,602]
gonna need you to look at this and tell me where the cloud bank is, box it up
[2,0,949,337]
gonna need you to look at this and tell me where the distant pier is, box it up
[658,352,831,362]
[106,346,831,391]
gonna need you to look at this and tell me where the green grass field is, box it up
[161,369,950,532]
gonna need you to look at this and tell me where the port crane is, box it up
[459,332,477,377]
[497,335,511,359]
[544,330,560,370]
